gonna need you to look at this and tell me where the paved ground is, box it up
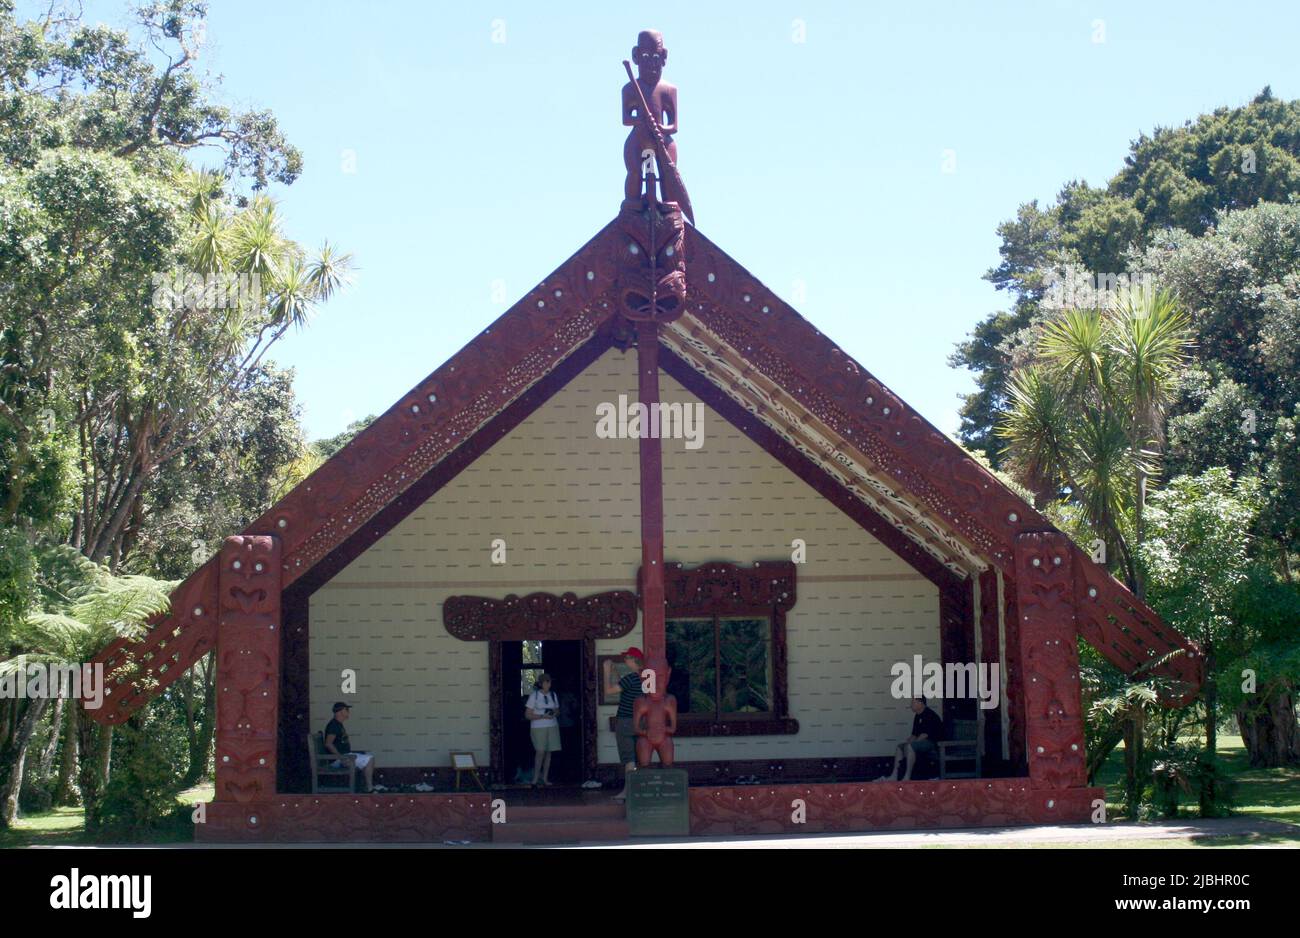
[573,816,1300,849]
[28,816,1297,848]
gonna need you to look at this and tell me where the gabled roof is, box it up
[89,217,1203,724]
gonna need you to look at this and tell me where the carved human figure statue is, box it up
[622,29,682,206]
[632,656,677,767]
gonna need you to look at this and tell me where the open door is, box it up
[499,639,585,785]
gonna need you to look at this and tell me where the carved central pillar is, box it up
[636,319,666,661]
[214,535,282,803]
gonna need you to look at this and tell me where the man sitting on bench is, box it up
[324,702,375,792]
[876,697,943,782]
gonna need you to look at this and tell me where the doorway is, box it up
[500,639,585,785]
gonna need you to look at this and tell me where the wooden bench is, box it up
[938,719,981,779]
[308,731,356,793]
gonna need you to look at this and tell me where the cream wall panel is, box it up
[311,348,939,770]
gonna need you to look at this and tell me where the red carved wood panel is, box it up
[488,641,503,784]
[977,569,1004,760]
[690,780,1101,835]
[1003,571,1027,770]
[443,591,638,641]
[659,560,795,614]
[1073,559,1203,704]
[938,583,973,721]
[91,559,219,726]
[214,535,282,803]
[1013,532,1086,789]
[197,794,493,843]
[279,591,310,793]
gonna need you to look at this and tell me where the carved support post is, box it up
[1012,532,1086,789]
[214,535,282,802]
[636,319,666,663]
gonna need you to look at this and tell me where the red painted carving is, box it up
[689,780,1102,835]
[634,321,669,671]
[90,559,218,726]
[197,794,492,843]
[214,536,281,803]
[1074,559,1203,704]
[488,641,504,783]
[621,29,692,221]
[278,593,310,793]
[1003,571,1027,770]
[634,659,677,766]
[617,206,686,325]
[443,590,638,642]
[1013,532,1086,789]
[660,560,796,613]
[939,583,974,721]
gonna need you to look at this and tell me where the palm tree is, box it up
[0,570,172,829]
[999,286,1193,597]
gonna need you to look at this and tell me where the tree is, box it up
[0,561,172,829]
[1,2,351,811]
[1138,471,1255,751]
[998,288,1193,596]
[955,91,1300,462]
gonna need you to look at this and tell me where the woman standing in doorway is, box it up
[526,673,562,786]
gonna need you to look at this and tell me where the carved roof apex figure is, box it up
[633,29,667,75]
[622,29,693,224]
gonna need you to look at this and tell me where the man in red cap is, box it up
[602,647,645,801]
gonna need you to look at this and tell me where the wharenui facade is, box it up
[87,31,1202,843]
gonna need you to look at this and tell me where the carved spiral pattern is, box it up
[443,590,639,642]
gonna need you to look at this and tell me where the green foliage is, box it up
[1140,201,1300,424]
[313,414,378,461]
[96,705,187,841]
[954,91,1300,463]
[1150,743,1238,819]
[998,288,1193,588]
[1137,468,1259,654]
[0,527,34,646]
[1,1,350,573]
[3,567,173,688]
[1261,406,1300,557]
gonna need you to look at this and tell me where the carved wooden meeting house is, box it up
[86,30,1202,843]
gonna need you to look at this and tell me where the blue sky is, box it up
[51,1,1300,440]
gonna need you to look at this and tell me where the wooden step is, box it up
[505,802,627,821]
[491,816,631,845]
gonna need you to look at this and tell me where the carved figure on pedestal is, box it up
[633,656,678,767]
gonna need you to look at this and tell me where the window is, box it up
[519,639,543,696]
[654,561,799,737]
[667,615,773,719]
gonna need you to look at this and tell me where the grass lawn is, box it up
[0,782,213,848]
[1090,733,1300,847]
[2,736,1296,847]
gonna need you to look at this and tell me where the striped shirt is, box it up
[616,670,643,717]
